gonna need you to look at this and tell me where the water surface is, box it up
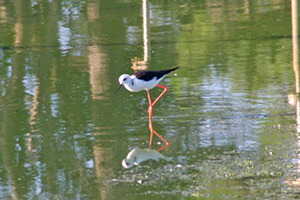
[0,0,299,199]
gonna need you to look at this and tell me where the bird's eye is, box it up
[123,77,127,81]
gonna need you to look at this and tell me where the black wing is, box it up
[134,67,179,81]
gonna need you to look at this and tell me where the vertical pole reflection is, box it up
[131,0,150,70]
[286,0,300,187]
[291,0,300,131]
[143,0,150,62]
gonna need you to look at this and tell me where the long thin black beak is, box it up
[115,84,123,94]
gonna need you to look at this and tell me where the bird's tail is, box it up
[167,67,180,73]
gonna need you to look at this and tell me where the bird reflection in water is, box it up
[116,67,179,168]
[122,148,170,169]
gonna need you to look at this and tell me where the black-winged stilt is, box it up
[115,67,179,150]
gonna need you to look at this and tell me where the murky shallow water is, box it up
[0,0,299,199]
[106,92,297,199]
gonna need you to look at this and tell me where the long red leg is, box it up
[152,126,169,152]
[147,84,168,120]
[148,118,154,149]
[152,84,168,106]
[148,119,169,151]
[146,85,169,151]
[147,90,153,119]
[147,90,153,148]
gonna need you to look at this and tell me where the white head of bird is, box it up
[115,74,134,93]
[118,74,131,85]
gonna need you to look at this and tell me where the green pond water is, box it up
[0,0,299,199]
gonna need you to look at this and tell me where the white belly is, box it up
[124,77,162,92]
